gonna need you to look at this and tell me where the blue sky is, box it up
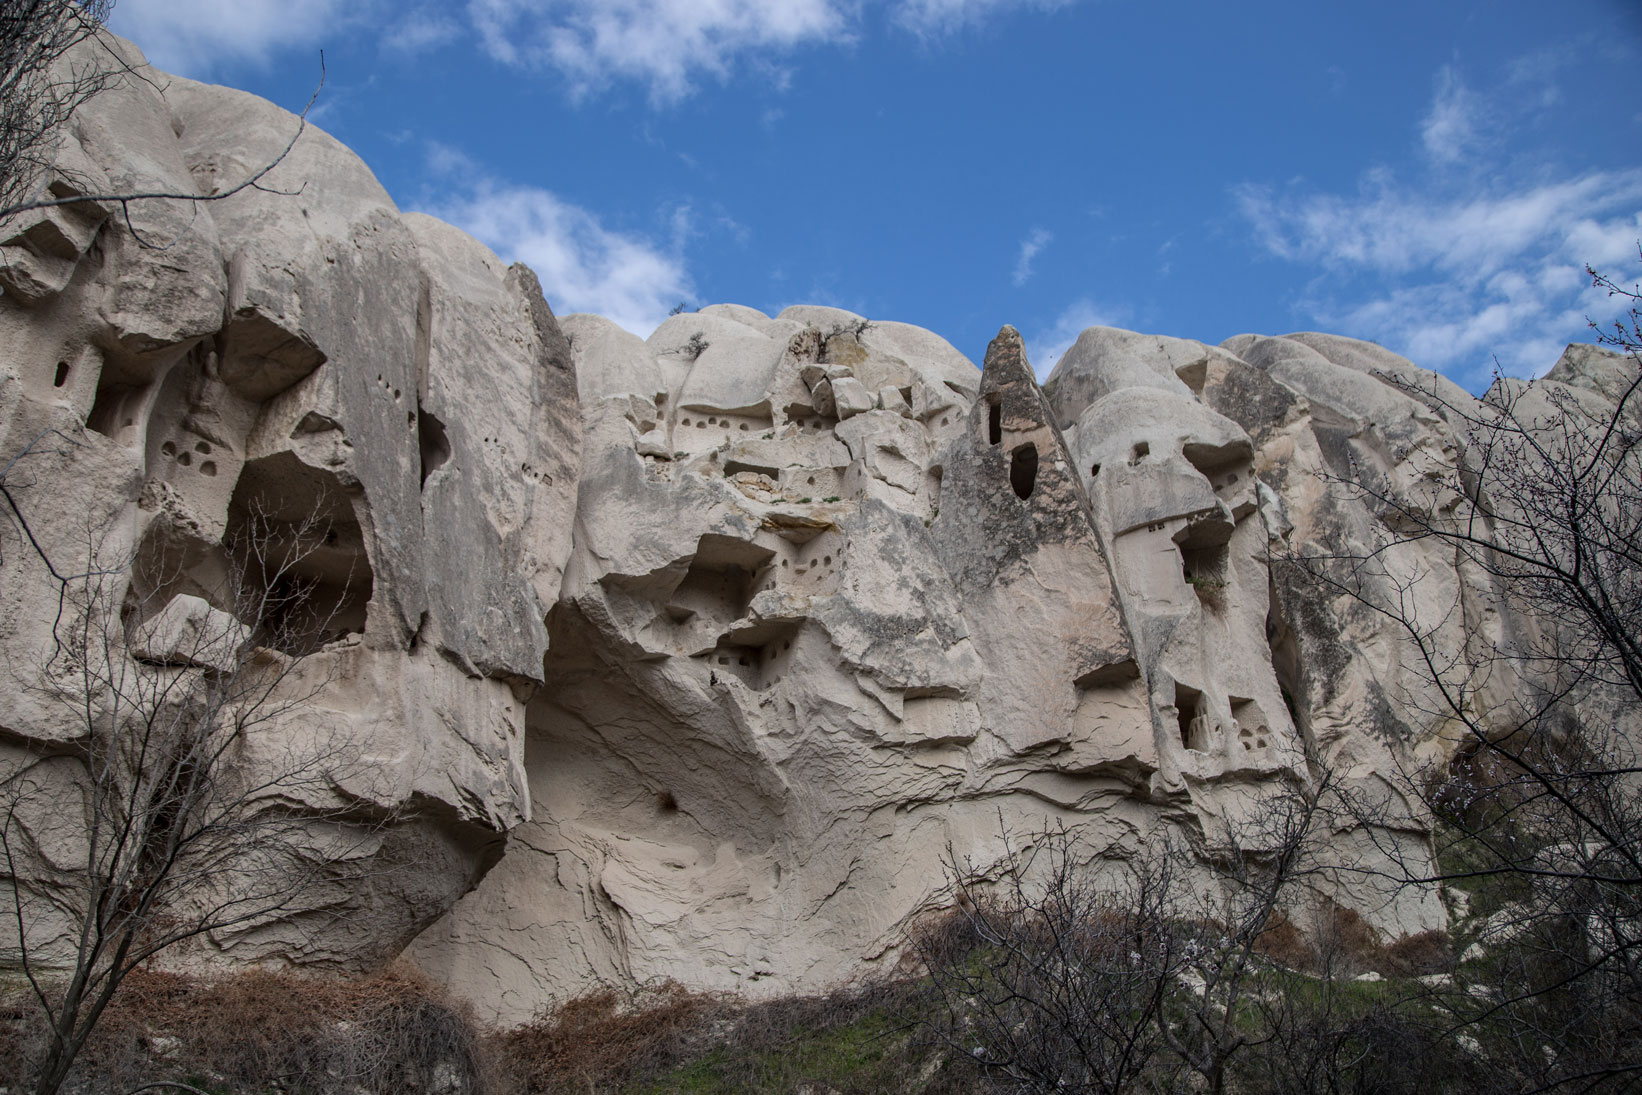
[110,0,1642,389]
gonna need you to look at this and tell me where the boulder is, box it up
[128,594,250,672]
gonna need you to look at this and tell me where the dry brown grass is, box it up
[493,979,735,1092]
[1253,910,1315,969]
[1,964,492,1094]
[1,966,966,1095]
[493,975,965,1094]
[1253,905,1452,978]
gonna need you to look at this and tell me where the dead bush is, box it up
[1,965,491,1094]
[1318,904,1384,975]
[492,975,967,1094]
[1381,929,1452,977]
[3,965,966,1094]
[494,979,733,1092]
[1254,910,1317,971]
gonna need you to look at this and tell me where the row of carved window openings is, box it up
[1177,684,1271,754]
[983,393,1038,500]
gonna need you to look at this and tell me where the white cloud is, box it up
[893,0,1077,36]
[1236,57,1642,385]
[426,176,693,337]
[1420,66,1483,165]
[1025,299,1126,380]
[121,0,1086,99]
[110,0,346,74]
[1239,171,1642,280]
[384,11,463,55]
[463,0,1082,100]
[1012,228,1052,287]
[1237,171,1642,381]
[466,0,849,102]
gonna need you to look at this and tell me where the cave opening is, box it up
[418,405,452,487]
[1176,682,1209,752]
[1009,442,1039,500]
[227,453,374,653]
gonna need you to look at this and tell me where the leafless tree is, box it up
[0,0,114,219]
[914,823,1186,1095]
[1295,258,1642,1090]
[914,776,1338,1095]
[1155,777,1335,1095]
[0,0,322,243]
[0,490,379,1095]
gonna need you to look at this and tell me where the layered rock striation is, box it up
[2,39,1630,1024]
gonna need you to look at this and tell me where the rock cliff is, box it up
[1,40,1629,1024]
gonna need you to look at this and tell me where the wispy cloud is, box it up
[466,0,849,103]
[893,0,1079,36]
[384,10,463,55]
[421,150,692,337]
[1419,65,1484,165]
[1012,228,1053,287]
[1157,233,1179,278]
[1236,58,1642,385]
[463,0,1082,101]
[1239,170,1642,382]
[115,0,1085,102]
[110,0,346,74]
[1025,299,1127,380]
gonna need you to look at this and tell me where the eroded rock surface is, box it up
[3,36,1630,1026]
[0,37,580,971]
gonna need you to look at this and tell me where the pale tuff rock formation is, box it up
[0,37,579,968]
[2,37,1629,1026]
[403,312,1468,1021]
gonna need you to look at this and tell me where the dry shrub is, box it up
[495,979,736,1092]
[493,975,954,1094]
[2,966,951,1095]
[902,904,983,975]
[1319,904,1384,973]
[1,964,491,1094]
[1257,902,1454,981]
[1381,929,1452,977]
[1322,906,1455,978]
[1254,910,1317,971]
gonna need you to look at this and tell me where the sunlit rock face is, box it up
[10,35,1630,1027]
[0,37,580,970]
[403,312,1481,1022]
